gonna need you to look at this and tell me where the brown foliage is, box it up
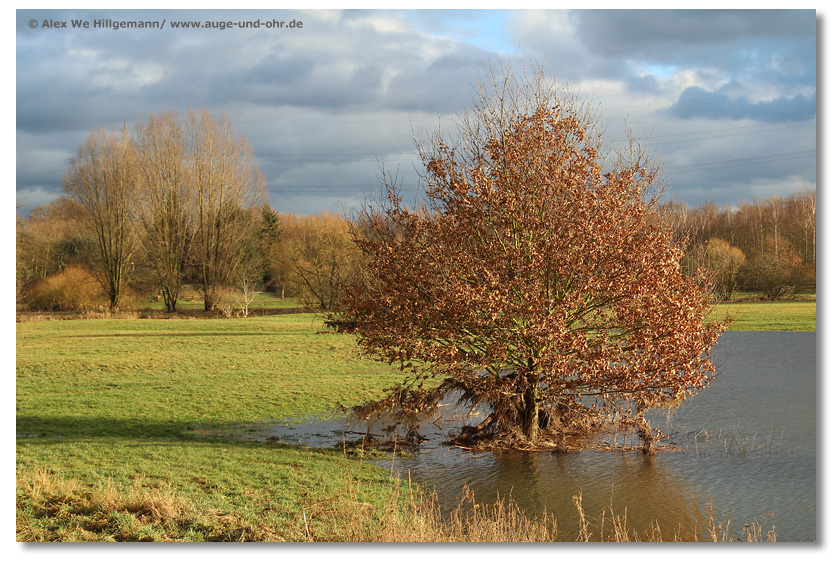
[334,63,726,452]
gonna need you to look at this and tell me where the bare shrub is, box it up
[213,287,239,318]
[24,266,108,312]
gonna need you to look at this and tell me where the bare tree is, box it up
[796,189,816,268]
[288,212,360,310]
[134,111,194,313]
[688,238,746,300]
[234,273,262,317]
[63,128,138,311]
[186,108,266,311]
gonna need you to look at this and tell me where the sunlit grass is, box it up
[17,462,776,542]
[16,314,408,541]
[139,292,305,312]
[16,314,400,435]
[711,299,816,331]
[16,443,404,542]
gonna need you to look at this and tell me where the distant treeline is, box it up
[14,109,815,313]
[16,198,358,313]
[657,190,815,301]
[16,189,815,314]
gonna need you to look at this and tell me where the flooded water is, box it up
[247,331,817,542]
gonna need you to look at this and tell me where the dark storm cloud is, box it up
[513,10,815,92]
[575,10,814,57]
[15,8,817,216]
[385,52,489,112]
[669,86,817,121]
[572,8,817,87]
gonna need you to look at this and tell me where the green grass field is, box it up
[16,298,814,541]
[710,299,816,331]
[16,314,408,541]
[140,291,307,313]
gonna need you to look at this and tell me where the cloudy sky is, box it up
[15,7,818,217]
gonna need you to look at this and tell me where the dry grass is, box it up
[17,463,777,542]
[309,475,777,542]
[300,474,560,542]
[16,468,281,542]
[674,425,788,456]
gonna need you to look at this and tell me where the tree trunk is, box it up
[522,384,539,441]
[108,288,119,312]
[634,411,655,455]
[203,292,215,311]
[162,287,177,313]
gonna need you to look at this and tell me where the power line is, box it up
[650,123,815,146]
[669,150,815,174]
[642,118,815,142]
[256,149,819,191]
[21,118,812,172]
[16,144,816,208]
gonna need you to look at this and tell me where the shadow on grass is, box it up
[16,416,284,442]
[66,331,280,339]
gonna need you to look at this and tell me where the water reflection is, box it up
[382,331,816,541]
[387,447,709,540]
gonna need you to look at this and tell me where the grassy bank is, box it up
[710,299,816,331]
[17,314,400,431]
[17,303,803,541]
[16,314,408,541]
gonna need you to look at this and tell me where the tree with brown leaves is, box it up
[334,64,727,453]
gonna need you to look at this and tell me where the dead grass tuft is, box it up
[16,468,281,542]
[17,463,777,542]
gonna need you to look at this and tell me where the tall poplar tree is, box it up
[186,108,266,311]
[134,111,193,313]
